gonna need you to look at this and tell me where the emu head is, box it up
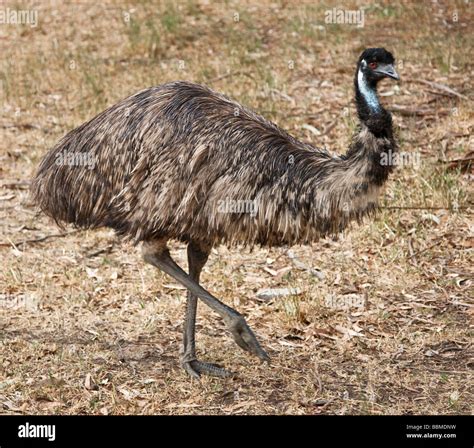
[358,48,400,87]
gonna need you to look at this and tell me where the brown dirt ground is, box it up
[0,1,472,415]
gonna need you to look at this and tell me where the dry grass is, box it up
[0,0,473,415]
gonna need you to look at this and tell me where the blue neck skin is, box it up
[357,68,381,114]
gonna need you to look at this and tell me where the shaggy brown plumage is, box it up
[32,88,395,247]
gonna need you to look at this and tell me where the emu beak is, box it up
[375,63,400,80]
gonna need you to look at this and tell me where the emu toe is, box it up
[227,315,270,362]
[182,360,233,378]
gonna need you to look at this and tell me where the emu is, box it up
[32,48,400,378]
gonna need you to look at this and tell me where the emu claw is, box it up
[227,315,270,362]
[182,360,234,378]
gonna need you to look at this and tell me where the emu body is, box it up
[32,48,399,377]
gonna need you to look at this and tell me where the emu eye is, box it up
[369,61,378,69]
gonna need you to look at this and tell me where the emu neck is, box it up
[354,69,393,139]
[357,69,381,114]
[341,66,397,186]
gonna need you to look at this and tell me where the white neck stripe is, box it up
[357,68,380,112]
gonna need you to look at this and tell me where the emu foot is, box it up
[226,314,270,362]
[182,359,233,378]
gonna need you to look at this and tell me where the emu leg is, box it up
[182,241,232,378]
[142,240,269,367]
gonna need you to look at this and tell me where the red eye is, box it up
[369,62,378,69]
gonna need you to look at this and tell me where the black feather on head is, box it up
[358,48,395,66]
